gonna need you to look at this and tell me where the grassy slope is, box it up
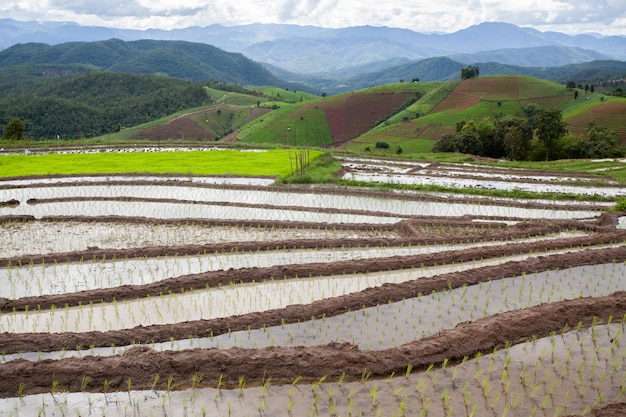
[255,87,319,103]
[349,75,625,155]
[76,76,623,158]
[564,98,626,141]
[237,103,334,147]
[239,83,423,148]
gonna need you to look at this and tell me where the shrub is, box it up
[375,142,390,149]
[432,133,456,153]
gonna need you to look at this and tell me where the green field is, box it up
[255,87,318,103]
[0,149,323,178]
[238,105,334,147]
[349,75,609,152]
[29,75,624,159]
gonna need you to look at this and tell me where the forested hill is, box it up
[0,39,287,87]
[0,72,213,139]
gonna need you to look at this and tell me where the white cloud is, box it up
[0,0,624,35]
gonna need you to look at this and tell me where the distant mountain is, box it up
[274,57,626,94]
[1,19,625,74]
[450,45,610,67]
[0,38,290,87]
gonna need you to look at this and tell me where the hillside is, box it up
[0,72,214,140]
[0,39,290,88]
[268,57,626,94]
[347,75,626,153]
[94,86,319,143]
[88,76,625,155]
[236,83,423,147]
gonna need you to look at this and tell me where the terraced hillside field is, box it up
[351,76,618,152]
[565,99,626,143]
[1,155,626,417]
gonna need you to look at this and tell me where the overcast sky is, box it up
[2,0,625,36]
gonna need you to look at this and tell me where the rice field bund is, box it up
[1,149,626,417]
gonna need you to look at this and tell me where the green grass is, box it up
[238,105,333,147]
[277,152,341,184]
[0,149,324,178]
[360,82,428,94]
[497,158,626,183]
[255,86,318,103]
[339,178,617,202]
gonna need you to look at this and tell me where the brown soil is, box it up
[1,289,625,397]
[1,180,625,409]
[128,106,271,142]
[1,229,626,397]
[565,402,626,417]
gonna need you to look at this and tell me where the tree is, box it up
[553,134,587,159]
[535,108,567,160]
[461,65,480,79]
[587,123,620,158]
[522,103,540,128]
[2,118,25,141]
[432,133,456,153]
[493,118,533,161]
[452,121,484,155]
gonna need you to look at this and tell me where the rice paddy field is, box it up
[1,151,626,417]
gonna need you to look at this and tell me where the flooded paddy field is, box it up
[339,156,626,197]
[1,165,626,417]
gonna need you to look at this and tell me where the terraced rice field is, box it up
[1,157,626,417]
[565,99,626,144]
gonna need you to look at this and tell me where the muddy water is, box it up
[1,323,624,417]
[0,184,603,220]
[1,244,621,334]
[0,175,276,187]
[2,200,404,223]
[7,260,624,362]
[0,220,395,259]
[344,172,626,198]
[0,231,587,299]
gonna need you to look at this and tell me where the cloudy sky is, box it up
[2,0,625,36]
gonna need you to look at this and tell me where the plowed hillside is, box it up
[131,106,270,142]
[565,99,626,143]
[302,92,415,145]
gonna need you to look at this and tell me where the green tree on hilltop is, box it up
[461,65,480,79]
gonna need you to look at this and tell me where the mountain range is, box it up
[1,19,624,75]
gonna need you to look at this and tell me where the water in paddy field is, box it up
[1,323,625,417]
[0,184,603,220]
[343,171,626,198]
[3,258,624,359]
[0,230,586,299]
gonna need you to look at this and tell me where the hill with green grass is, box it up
[5,72,624,161]
[237,83,423,147]
[91,86,320,144]
[346,75,626,154]
[113,75,624,156]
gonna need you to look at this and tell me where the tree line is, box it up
[433,106,622,161]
